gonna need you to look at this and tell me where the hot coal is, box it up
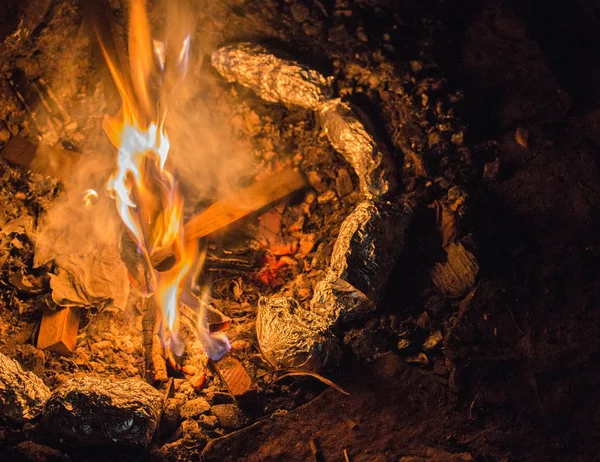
[0,352,50,424]
[42,376,164,447]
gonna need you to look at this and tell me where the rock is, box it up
[335,168,354,196]
[11,441,67,462]
[423,331,443,351]
[317,190,337,204]
[210,404,248,430]
[181,419,208,446]
[290,3,310,22]
[42,377,164,447]
[159,399,181,439]
[198,414,218,429]
[180,397,211,419]
[0,352,50,424]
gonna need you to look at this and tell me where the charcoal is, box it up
[318,99,396,198]
[315,201,412,304]
[211,43,333,110]
[256,296,342,371]
[0,352,50,424]
[42,376,164,447]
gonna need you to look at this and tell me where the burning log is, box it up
[36,305,80,357]
[0,352,50,424]
[183,168,306,244]
[42,376,164,447]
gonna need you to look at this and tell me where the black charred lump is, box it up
[42,377,164,447]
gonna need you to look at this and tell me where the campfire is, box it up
[0,0,489,460]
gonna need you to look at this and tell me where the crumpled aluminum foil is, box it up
[257,201,412,370]
[211,43,333,110]
[0,352,50,424]
[318,99,396,198]
[326,201,412,300]
[42,377,164,447]
[256,296,342,371]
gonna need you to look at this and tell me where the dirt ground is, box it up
[2,0,600,460]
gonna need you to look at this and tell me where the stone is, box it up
[335,168,354,197]
[211,404,248,430]
[42,377,164,447]
[180,397,210,419]
[0,352,50,424]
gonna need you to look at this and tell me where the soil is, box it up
[1,0,600,460]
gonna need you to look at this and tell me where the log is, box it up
[37,306,80,356]
[183,168,306,243]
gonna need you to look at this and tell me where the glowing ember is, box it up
[97,0,229,360]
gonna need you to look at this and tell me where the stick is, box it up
[183,168,306,243]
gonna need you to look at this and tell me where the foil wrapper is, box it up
[211,43,333,110]
[325,200,411,301]
[256,296,342,371]
[0,352,50,423]
[318,99,396,198]
[42,377,164,447]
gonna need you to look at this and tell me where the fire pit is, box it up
[0,0,480,460]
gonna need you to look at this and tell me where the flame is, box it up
[82,189,98,207]
[98,0,227,357]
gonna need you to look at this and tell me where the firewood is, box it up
[210,355,252,398]
[37,306,80,356]
[183,168,306,243]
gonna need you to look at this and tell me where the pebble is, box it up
[335,168,354,197]
[197,414,218,429]
[317,190,337,204]
[0,128,10,146]
[290,3,310,22]
[181,419,207,445]
[210,404,248,430]
[180,397,211,419]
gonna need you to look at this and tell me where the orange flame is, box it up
[100,0,196,349]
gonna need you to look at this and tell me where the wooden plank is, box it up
[183,168,306,243]
[211,355,252,398]
[37,306,80,356]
